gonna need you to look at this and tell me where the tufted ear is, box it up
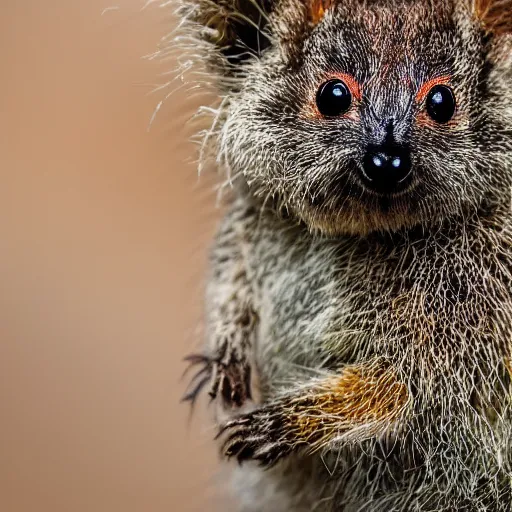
[473,0,512,35]
[181,0,275,70]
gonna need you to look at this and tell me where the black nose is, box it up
[362,145,412,193]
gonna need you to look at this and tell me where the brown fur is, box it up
[474,0,512,35]
[288,362,409,448]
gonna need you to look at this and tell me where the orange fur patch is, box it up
[287,362,409,449]
[310,0,333,25]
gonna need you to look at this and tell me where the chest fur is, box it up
[247,216,512,391]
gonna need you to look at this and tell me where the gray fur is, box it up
[176,0,512,510]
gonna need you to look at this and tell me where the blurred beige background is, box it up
[0,2,228,511]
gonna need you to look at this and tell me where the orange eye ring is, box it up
[416,76,451,104]
[314,73,362,118]
[329,73,362,102]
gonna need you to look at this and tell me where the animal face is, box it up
[186,0,512,235]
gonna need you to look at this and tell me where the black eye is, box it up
[316,79,352,117]
[426,85,456,124]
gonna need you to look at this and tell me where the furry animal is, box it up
[177,0,512,510]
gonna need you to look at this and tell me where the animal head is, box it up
[178,0,512,235]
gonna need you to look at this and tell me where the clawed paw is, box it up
[182,348,252,408]
[216,408,292,467]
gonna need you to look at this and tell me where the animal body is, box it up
[178,0,512,510]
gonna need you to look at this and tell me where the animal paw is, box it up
[217,406,293,467]
[183,348,252,408]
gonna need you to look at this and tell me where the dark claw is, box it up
[215,415,252,439]
[181,354,213,406]
[181,375,211,405]
[226,439,256,463]
[182,351,252,408]
[217,409,292,467]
